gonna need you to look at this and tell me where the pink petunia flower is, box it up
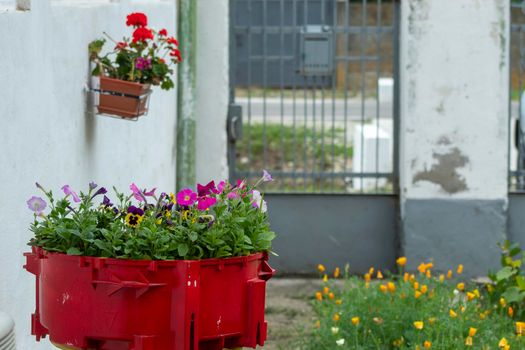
[177,188,198,206]
[130,183,144,201]
[197,196,217,211]
[62,185,81,203]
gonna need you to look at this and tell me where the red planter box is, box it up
[24,247,274,350]
[97,76,151,119]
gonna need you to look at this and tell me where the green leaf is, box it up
[66,247,82,256]
[502,286,525,303]
[496,266,514,281]
[177,243,189,257]
[188,231,198,242]
[517,275,525,291]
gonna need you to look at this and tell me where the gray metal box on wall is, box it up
[299,25,333,76]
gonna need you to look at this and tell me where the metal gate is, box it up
[228,0,399,195]
[228,0,400,273]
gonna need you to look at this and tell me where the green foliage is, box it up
[299,264,523,349]
[489,240,525,316]
[28,180,275,260]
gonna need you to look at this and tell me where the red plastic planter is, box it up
[24,247,275,350]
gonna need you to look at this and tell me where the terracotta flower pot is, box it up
[97,76,151,119]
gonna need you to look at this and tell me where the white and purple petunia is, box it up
[262,169,273,183]
[27,196,47,215]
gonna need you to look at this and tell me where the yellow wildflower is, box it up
[449,309,458,318]
[418,263,427,274]
[487,284,494,293]
[333,313,340,322]
[424,340,432,348]
[365,282,370,289]
[369,267,375,275]
[500,298,506,307]
[323,287,330,295]
[426,269,431,278]
[379,284,388,293]
[364,273,371,282]
[335,299,343,305]
[509,306,514,317]
[516,321,525,336]
[328,292,335,300]
[447,270,453,279]
[315,292,323,301]
[420,285,428,294]
[396,256,407,266]
[413,321,424,330]
[439,274,445,283]
[469,327,477,337]
[323,274,328,283]
[409,274,416,283]
[465,336,473,346]
[498,337,509,349]
[457,264,464,274]
[415,290,422,299]
[457,282,465,291]
[387,282,396,293]
[315,320,321,328]
[392,338,404,347]
[428,317,436,325]
[461,306,466,313]
[351,316,360,325]
[377,270,383,279]
[467,292,476,301]
[334,267,340,278]
[479,312,486,320]
[318,264,326,273]
[473,289,480,298]
[404,272,409,282]
[414,282,420,290]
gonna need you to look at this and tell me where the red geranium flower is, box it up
[167,37,179,46]
[170,49,182,62]
[132,27,154,43]
[159,58,166,64]
[114,41,127,50]
[158,28,168,36]
[126,12,148,27]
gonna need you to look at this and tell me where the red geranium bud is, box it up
[159,58,166,64]
[159,28,168,36]
[167,37,179,46]
[132,27,154,43]
[126,12,148,27]
[114,41,127,50]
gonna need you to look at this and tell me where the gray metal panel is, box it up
[266,193,398,274]
[403,199,506,278]
[509,194,525,247]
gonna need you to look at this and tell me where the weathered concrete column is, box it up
[400,0,509,276]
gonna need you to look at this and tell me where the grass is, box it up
[297,263,523,350]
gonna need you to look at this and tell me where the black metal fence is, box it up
[229,0,399,193]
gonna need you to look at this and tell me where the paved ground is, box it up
[254,278,322,350]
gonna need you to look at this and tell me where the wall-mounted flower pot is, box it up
[97,76,151,119]
[24,247,275,350]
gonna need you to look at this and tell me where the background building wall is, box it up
[399,0,510,276]
[0,1,177,348]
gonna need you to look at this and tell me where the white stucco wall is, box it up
[0,1,177,348]
[195,0,229,184]
[400,0,509,201]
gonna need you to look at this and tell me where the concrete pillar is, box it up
[400,0,509,276]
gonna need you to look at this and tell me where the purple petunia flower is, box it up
[227,191,240,200]
[62,185,81,203]
[27,196,46,215]
[197,196,217,211]
[262,169,274,182]
[144,187,156,197]
[176,188,198,206]
[89,181,97,190]
[217,181,226,193]
[92,187,107,198]
[197,181,217,197]
[101,195,113,207]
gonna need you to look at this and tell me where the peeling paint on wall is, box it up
[413,147,469,194]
